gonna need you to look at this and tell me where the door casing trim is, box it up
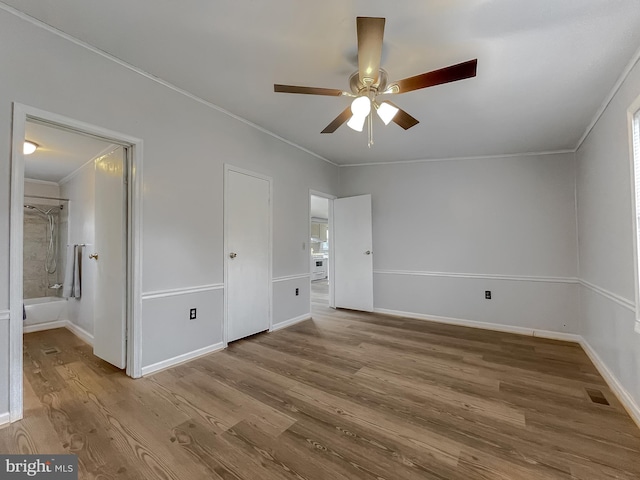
[9,103,144,423]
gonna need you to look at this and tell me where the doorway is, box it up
[309,191,373,312]
[9,104,143,423]
[310,194,330,306]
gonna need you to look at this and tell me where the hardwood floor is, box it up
[311,279,328,305]
[3,306,640,479]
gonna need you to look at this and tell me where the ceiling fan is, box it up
[274,17,477,142]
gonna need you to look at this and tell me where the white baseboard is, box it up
[271,313,312,332]
[142,342,225,376]
[374,308,582,343]
[22,319,93,345]
[0,411,10,427]
[64,321,94,346]
[579,338,640,429]
[23,320,68,333]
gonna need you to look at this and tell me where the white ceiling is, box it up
[24,121,115,183]
[5,0,640,165]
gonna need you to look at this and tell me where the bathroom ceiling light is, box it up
[23,141,38,155]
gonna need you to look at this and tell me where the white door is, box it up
[226,168,271,343]
[93,146,127,368]
[333,194,373,311]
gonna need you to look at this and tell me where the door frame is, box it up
[9,103,144,423]
[223,164,273,346]
[309,190,336,309]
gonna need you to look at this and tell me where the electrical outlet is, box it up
[190,308,197,320]
[485,291,491,300]
[295,288,299,296]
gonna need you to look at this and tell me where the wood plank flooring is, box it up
[311,279,328,305]
[2,305,640,479]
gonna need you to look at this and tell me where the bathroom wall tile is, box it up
[23,203,64,299]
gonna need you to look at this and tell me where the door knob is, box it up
[229,252,237,259]
[364,250,371,255]
[89,253,99,260]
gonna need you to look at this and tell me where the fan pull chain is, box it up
[368,110,374,148]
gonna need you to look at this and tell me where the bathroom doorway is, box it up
[9,104,143,423]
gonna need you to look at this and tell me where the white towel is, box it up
[62,244,75,298]
[73,245,82,299]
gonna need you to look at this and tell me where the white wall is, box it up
[60,161,96,335]
[24,179,60,201]
[576,55,640,414]
[340,153,580,333]
[5,2,639,427]
[0,8,339,416]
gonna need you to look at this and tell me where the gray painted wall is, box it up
[3,4,640,424]
[0,9,338,415]
[576,54,640,410]
[340,153,580,333]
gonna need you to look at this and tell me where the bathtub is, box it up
[23,296,68,329]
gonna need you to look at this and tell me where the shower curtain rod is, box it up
[23,194,70,202]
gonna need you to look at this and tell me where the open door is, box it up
[333,194,373,312]
[93,146,127,368]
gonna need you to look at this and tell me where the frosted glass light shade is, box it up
[351,96,371,117]
[376,102,399,125]
[23,141,38,155]
[347,114,367,132]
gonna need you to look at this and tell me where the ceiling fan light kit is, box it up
[274,16,478,146]
[350,95,371,118]
[347,113,367,132]
[375,101,399,125]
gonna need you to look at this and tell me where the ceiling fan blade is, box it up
[274,84,346,96]
[321,106,352,134]
[389,59,478,94]
[357,17,385,85]
[385,102,419,130]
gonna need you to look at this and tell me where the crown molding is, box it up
[0,3,337,168]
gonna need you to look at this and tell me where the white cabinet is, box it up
[320,224,328,242]
[311,223,320,239]
[311,222,328,241]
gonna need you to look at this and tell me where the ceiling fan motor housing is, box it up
[350,69,389,96]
